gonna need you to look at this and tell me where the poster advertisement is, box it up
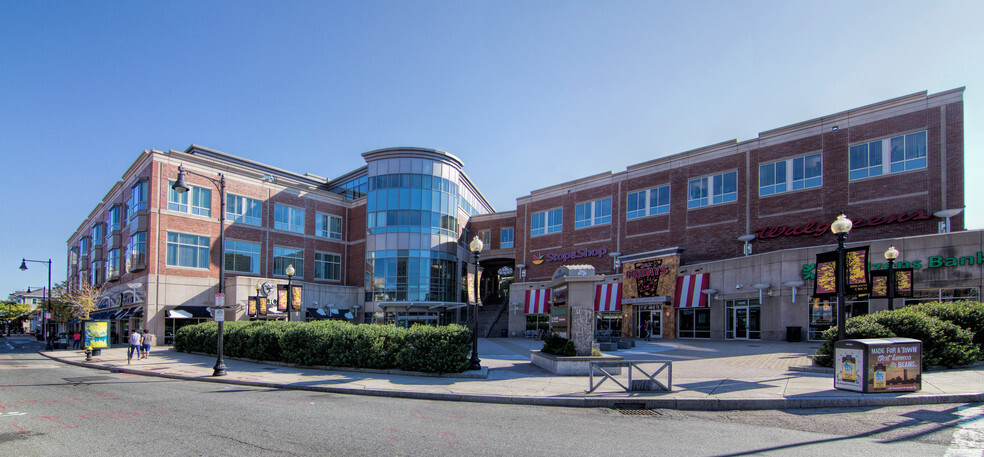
[867,341,922,392]
[814,247,871,297]
[834,346,864,391]
[870,269,915,298]
[247,297,257,316]
[622,255,679,304]
[84,320,110,349]
[291,285,303,311]
[277,287,288,311]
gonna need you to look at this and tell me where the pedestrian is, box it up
[140,329,153,359]
[127,330,142,364]
[644,320,652,341]
[73,331,81,349]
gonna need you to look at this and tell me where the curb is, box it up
[41,352,984,410]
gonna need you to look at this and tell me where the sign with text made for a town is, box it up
[621,255,679,304]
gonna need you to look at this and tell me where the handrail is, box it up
[587,360,672,393]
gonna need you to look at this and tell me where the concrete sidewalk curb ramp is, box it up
[39,351,984,411]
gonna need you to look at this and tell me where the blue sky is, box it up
[3,1,982,298]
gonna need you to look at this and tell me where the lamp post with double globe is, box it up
[884,245,900,311]
[285,264,295,322]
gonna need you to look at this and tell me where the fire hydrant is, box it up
[85,346,92,362]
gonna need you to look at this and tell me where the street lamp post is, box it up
[884,245,899,311]
[20,258,52,350]
[830,214,853,341]
[285,264,295,322]
[172,165,228,376]
[468,236,483,371]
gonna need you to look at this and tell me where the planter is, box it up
[530,350,624,376]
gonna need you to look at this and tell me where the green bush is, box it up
[911,301,984,353]
[813,306,980,368]
[172,320,472,373]
[396,324,472,373]
[541,333,576,356]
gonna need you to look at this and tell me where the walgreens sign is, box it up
[754,210,932,240]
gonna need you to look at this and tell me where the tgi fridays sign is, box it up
[621,255,679,304]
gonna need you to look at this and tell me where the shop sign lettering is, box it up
[543,247,608,263]
[802,251,984,280]
[756,210,932,240]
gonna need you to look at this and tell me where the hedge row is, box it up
[813,301,984,368]
[174,320,472,374]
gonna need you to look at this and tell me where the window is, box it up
[500,228,514,249]
[850,131,926,180]
[168,181,211,216]
[314,252,341,280]
[127,180,148,221]
[273,246,304,277]
[91,224,103,247]
[760,153,822,196]
[478,230,491,250]
[106,249,120,280]
[689,171,737,208]
[575,198,611,228]
[90,260,102,286]
[106,205,122,234]
[627,186,670,219]
[531,208,562,236]
[166,232,210,268]
[227,194,262,226]
[225,240,260,274]
[80,237,90,254]
[274,204,305,233]
[315,213,343,239]
[126,232,146,272]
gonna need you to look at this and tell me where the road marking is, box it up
[945,404,984,457]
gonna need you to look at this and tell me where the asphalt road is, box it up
[1,339,980,456]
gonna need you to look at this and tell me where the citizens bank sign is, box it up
[532,247,609,264]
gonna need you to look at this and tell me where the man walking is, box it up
[127,329,142,364]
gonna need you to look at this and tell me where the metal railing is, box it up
[587,360,672,393]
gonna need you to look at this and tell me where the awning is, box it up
[524,289,550,314]
[115,307,138,320]
[306,308,328,319]
[674,273,709,308]
[166,306,212,319]
[595,283,622,312]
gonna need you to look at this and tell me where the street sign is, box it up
[215,293,225,308]
[214,294,225,322]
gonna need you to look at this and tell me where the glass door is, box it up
[636,307,661,339]
[734,307,748,339]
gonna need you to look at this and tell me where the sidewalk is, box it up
[39,337,984,410]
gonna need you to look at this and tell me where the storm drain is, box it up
[62,376,115,384]
[615,409,661,416]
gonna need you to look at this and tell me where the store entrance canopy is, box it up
[166,306,212,319]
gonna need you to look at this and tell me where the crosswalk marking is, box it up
[945,404,984,457]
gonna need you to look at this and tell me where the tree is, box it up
[61,282,102,321]
[1,301,32,333]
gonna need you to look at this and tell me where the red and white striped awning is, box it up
[595,283,622,312]
[674,273,709,308]
[524,289,550,314]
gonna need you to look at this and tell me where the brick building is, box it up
[66,87,970,344]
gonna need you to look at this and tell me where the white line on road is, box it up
[945,404,984,457]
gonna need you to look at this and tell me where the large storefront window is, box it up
[903,288,980,306]
[726,299,760,339]
[678,308,710,338]
[366,250,458,302]
[526,315,549,335]
[808,297,869,340]
[596,312,622,337]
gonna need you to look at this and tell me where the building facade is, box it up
[66,87,971,344]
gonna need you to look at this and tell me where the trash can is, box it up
[786,326,802,342]
[500,329,507,338]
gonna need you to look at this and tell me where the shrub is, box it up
[396,324,472,373]
[541,333,576,356]
[911,301,984,356]
[813,306,980,368]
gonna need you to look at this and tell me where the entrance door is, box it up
[636,308,661,339]
[734,307,748,339]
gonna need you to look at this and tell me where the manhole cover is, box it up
[615,409,660,416]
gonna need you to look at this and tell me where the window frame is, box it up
[127,180,148,222]
[315,212,343,239]
[314,251,342,281]
[759,152,823,196]
[224,239,261,275]
[226,194,262,226]
[849,130,927,180]
[273,245,304,277]
[688,171,737,208]
[575,198,612,228]
[500,227,514,249]
[626,185,670,219]
[531,208,563,237]
[165,232,211,269]
[274,204,306,234]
